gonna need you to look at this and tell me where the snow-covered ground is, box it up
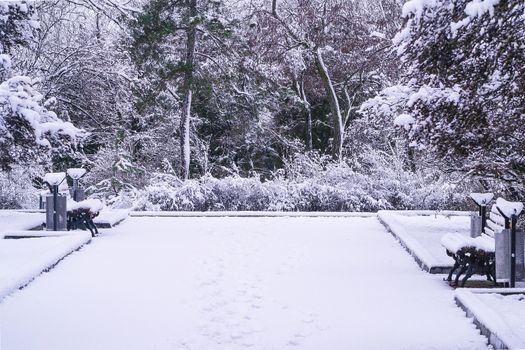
[0,216,488,350]
[0,234,91,301]
[0,211,92,301]
[456,289,525,349]
[0,211,44,233]
[94,209,130,228]
[378,211,471,272]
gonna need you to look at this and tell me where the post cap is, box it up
[43,172,66,186]
[496,197,524,218]
[470,193,494,206]
[67,168,87,180]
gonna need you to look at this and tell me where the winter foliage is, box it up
[0,1,85,172]
[363,0,525,197]
[0,0,523,210]
[105,152,471,212]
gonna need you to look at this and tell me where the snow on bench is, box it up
[442,197,524,287]
[441,233,495,255]
[66,198,103,237]
[67,198,103,214]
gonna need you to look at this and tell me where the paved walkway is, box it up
[0,217,488,349]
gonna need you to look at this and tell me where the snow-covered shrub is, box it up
[107,150,474,212]
[0,166,40,208]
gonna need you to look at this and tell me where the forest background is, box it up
[1,0,523,211]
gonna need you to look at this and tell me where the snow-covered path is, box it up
[1,217,488,350]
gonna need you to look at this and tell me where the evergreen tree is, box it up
[364,0,525,195]
[128,0,235,180]
[0,1,85,171]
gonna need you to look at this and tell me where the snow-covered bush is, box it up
[105,151,474,212]
[0,166,40,208]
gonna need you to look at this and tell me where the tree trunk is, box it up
[314,47,343,160]
[180,0,197,180]
[299,76,313,151]
[306,107,313,151]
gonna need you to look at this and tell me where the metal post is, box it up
[481,205,487,233]
[72,179,78,201]
[510,215,517,287]
[52,185,58,231]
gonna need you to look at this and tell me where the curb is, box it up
[454,288,525,350]
[0,233,92,303]
[377,213,454,274]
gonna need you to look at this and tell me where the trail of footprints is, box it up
[185,225,324,349]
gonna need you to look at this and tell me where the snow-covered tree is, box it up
[362,0,525,195]
[129,0,238,180]
[0,1,85,171]
[255,0,401,160]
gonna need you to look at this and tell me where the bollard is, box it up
[469,193,493,236]
[67,168,87,202]
[470,215,482,238]
[495,198,524,287]
[43,172,67,231]
[45,193,67,231]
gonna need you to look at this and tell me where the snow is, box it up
[441,233,495,254]
[0,211,44,233]
[0,74,86,148]
[401,0,436,19]
[392,25,411,45]
[470,192,494,206]
[66,168,86,179]
[474,234,497,252]
[464,0,500,18]
[0,233,91,301]
[94,209,130,227]
[43,172,66,186]
[450,17,471,35]
[0,54,11,70]
[378,211,471,271]
[393,113,415,130]
[67,198,104,213]
[39,121,81,139]
[370,31,386,39]
[406,84,461,107]
[455,289,525,349]
[495,197,524,218]
[129,211,376,217]
[451,0,501,36]
[0,216,489,349]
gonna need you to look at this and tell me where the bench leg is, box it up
[85,219,98,237]
[454,265,468,286]
[489,264,497,285]
[460,265,475,288]
[485,271,492,281]
[447,260,460,282]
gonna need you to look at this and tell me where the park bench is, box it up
[442,196,524,287]
[442,230,495,287]
[43,170,102,237]
[67,198,103,237]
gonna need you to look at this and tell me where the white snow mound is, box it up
[470,192,494,206]
[441,233,495,254]
[67,168,86,179]
[44,172,66,186]
[496,198,524,218]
